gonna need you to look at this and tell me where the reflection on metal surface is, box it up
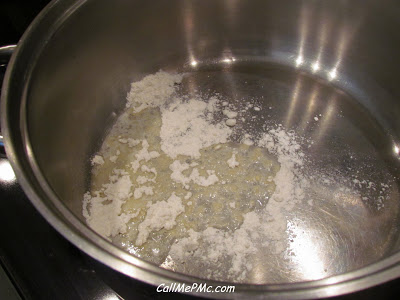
[102,294,120,300]
[221,46,236,65]
[222,57,234,64]
[329,7,365,83]
[328,68,337,80]
[0,159,16,182]
[284,77,303,128]
[299,85,319,131]
[295,55,304,67]
[313,6,331,75]
[225,57,235,63]
[183,0,196,69]
[294,1,366,83]
[295,2,311,68]
[287,221,326,280]
[312,94,337,142]
[394,145,399,155]
[312,61,320,73]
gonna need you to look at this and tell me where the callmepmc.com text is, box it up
[157,283,235,294]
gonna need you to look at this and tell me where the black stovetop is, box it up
[1,1,400,299]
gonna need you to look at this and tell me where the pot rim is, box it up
[2,0,400,298]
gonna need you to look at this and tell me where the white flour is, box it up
[258,126,305,206]
[83,71,391,283]
[227,151,239,168]
[82,173,138,238]
[136,193,184,246]
[169,211,260,281]
[160,98,231,158]
[170,160,219,188]
[126,71,183,112]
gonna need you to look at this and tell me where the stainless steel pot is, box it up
[2,0,400,298]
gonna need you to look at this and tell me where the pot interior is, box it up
[14,0,400,288]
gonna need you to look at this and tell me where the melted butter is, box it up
[90,107,279,264]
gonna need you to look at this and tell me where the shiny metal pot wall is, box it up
[2,0,400,298]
